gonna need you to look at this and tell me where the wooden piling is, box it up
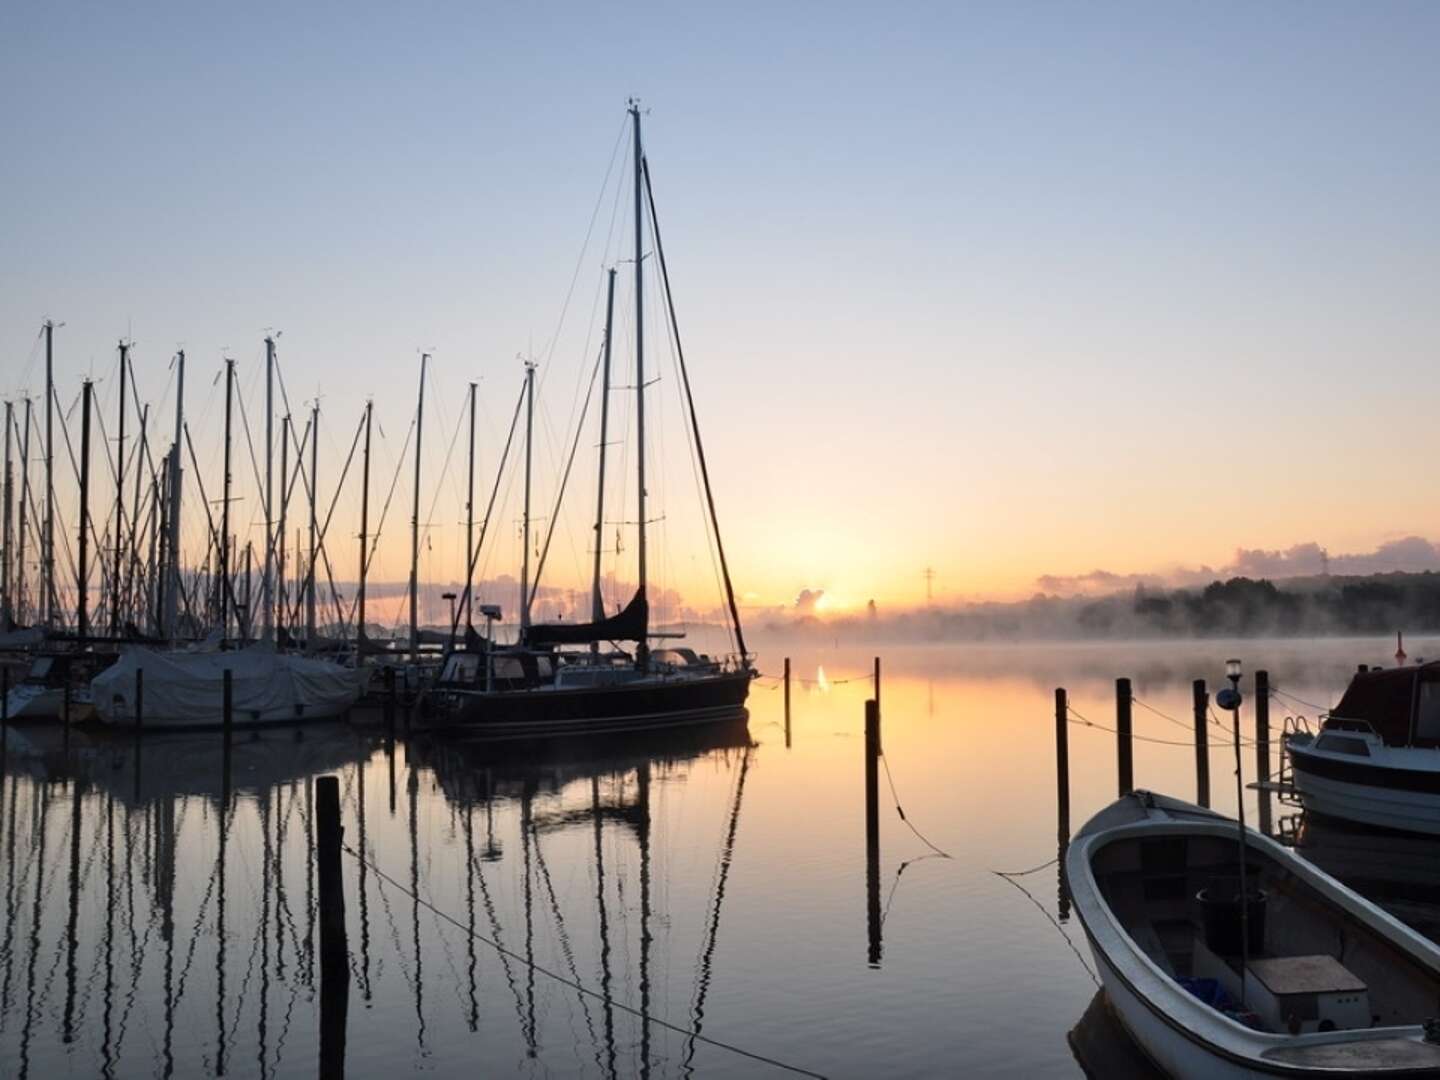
[63,679,71,750]
[134,668,143,733]
[864,698,881,966]
[1192,679,1210,808]
[873,656,882,753]
[1116,677,1133,796]
[783,657,791,748]
[1255,669,1271,786]
[1,666,8,777]
[1055,688,1070,840]
[316,774,349,1078]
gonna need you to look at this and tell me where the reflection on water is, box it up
[3,637,1439,1077]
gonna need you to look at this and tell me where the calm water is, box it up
[3,636,1437,1078]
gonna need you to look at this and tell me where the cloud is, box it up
[795,588,825,615]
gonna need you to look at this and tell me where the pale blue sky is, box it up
[4,2,1439,607]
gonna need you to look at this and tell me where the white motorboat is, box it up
[1067,790,1440,1077]
[91,644,367,729]
[1286,663,1440,836]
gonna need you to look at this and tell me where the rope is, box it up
[1270,686,1329,714]
[990,868,1098,987]
[1066,704,1234,748]
[1131,694,1258,748]
[993,856,1057,878]
[878,752,952,860]
[342,844,828,1078]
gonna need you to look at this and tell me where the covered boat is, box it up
[1286,662,1440,835]
[91,645,367,729]
[1067,791,1440,1077]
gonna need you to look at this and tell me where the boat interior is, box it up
[1093,830,1440,1035]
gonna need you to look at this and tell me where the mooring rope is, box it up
[1269,685,1329,714]
[1066,704,1238,748]
[878,752,952,860]
[342,843,829,1079]
[989,867,1099,988]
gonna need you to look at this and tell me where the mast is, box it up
[358,400,372,650]
[2,400,11,628]
[43,319,54,628]
[591,268,617,642]
[262,335,275,642]
[465,381,476,631]
[220,358,235,638]
[520,361,535,634]
[111,341,127,636]
[278,414,290,639]
[630,101,650,671]
[410,354,427,662]
[129,400,147,632]
[306,400,318,649]
[16,400,30,627]
[77,379,92,642]
[165,350,185,642]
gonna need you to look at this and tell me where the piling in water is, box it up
[1193,679,1210,808]
[864,698,881,966]
[134,667,143,733]
[1055,687,1070,840]
[783,657,791,748]
[316,774,349,1078]
[1255,669,1271,785]
[1116,677,1133,796]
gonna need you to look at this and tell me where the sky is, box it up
[4,1,1440,622]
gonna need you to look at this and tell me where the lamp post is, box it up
[1216,658,1250,1006]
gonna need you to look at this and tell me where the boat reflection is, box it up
[1067,989,1167,1079]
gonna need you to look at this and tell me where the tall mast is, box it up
[306,400,318,649]
[77,379,92,643]
[130,402,148,631]
[465,381,476,631]
[16,400,30,626]
[630,101,650,670]
[220,358,235,638]
[43,319,54,628]
[262,335,275,642]
[165,350,185,642]
[410,354,427,662]
[277,415,290,638]
[111,341,128,636]
[520,361,535,634]
[2,400,12,628]
[591,267,617,636]
[358,400,372,650]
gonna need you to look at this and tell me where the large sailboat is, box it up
[426,102,753,738]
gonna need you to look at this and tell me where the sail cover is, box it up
[526,589,648,646]
[92,644,366,727]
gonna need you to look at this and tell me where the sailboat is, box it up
[426,102,753,738]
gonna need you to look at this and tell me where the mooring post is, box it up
[63,678,71,750]
[1255,669,1271,786]
[1116,677,1133,796]
[1358,664,1369,674]
[134,667,143,734]
[316,774,349,1078]
[1055,688,1070,840]
[1193,679,1210,808]
[1,666,8,778]
[783,657,791,748]
[864,698,881,966]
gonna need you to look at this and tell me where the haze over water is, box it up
[2,635,1421,1078]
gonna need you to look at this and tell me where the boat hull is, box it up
[1289,744,1440,836]
[2,685,94,723]
[427,670,753,739]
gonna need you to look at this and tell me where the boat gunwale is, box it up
[1067,797,1440,1073]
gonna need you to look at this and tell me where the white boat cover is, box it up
[92,645,366,727]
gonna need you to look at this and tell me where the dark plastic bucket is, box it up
[1197,885,1267,956]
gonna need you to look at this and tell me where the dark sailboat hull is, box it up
[426,670,753,739]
